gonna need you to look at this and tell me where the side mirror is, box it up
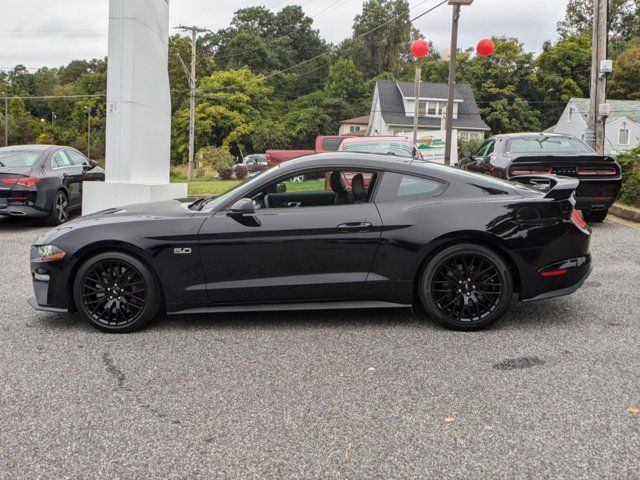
[229,197,254,214]
[82,160,97,172]
[275,182,286,193]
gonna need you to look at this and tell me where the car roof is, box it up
[492,133,578,140]
[0,144,66,152]
[340,136,410,144]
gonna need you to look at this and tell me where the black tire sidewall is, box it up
[73,251,161,333]
[419,243,513,331]
[583,209,608,223]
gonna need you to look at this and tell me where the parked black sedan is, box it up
[459,133,622,222]
[0,145,104,225]
[29,152,592,333]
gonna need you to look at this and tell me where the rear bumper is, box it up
[0,205,48,217]
[575,179,621,211]
[520,254,593,302]
[522,260,593,302]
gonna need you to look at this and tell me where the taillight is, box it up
[1,177,41,187]
[540,269,567,278]
[576,167,617,176]
[509,167,552,177]
[570,208,588,229]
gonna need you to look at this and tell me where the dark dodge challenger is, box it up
[460,133,622,222]
[29,152,592,333]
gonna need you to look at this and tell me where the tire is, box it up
[419,243,513,331]
[73,251,161,333]
[46,190,69,226]
[582,209,608,223]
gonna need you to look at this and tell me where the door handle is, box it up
[337,222,373,232]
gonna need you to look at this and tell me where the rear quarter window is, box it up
[375,172,444,202]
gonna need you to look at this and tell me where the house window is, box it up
[427,102,437,116]
[414,100,425,115]
[618,127,630,145]
[568,107,573,122]
[349,125,361,133]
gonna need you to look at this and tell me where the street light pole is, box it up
[444,0,473,166]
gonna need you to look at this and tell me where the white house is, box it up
[366,79,490,141]
[552,98,640,155]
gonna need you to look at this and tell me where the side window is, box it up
[66,150,90,166]
[52,151,73,168]
[475,140,494,157]
[375,172,444,202]
[253,169,375,209]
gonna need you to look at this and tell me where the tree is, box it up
[535,33,592,127]
[557,0,640,52]
[458,37,541,133]
[171,68,272,163]
[609,43,640,99]
[350,0,412,77]
[325,59,365,103]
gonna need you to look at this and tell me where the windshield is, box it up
[0,150,41,167]
[342,140,414,158]
[508,137,593,154]
[198,170,272,212]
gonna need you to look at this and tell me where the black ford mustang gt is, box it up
[0,145,104,225]
[28,153,592,333]
[459,133,622,222]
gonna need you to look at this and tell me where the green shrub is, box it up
[616,147,640,207]
[196,146,235,180]
[233,163,248,180]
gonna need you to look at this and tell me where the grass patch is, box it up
[187,180,241,196]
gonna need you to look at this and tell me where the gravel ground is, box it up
[1,214,639,479]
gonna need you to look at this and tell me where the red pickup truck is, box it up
[265,135,354,167]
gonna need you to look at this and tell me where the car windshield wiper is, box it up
[189,196,213,211]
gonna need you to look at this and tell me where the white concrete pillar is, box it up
[83,0,187,214]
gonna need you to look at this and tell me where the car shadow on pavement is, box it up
[0,212,79,231]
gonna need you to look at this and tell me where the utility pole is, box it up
[444,0,473,166]
[588,0,608,154]
[4,98,7,147]
[412,66,421,146]
[176,25,209,181]
[85,105,91,160]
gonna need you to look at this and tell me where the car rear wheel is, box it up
[46,190,69,226]
[582,209,608,223]
[73,252,161,333]
[419,243,513,331]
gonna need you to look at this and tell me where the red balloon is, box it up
[411,39,430,59]
[477,38,495,57]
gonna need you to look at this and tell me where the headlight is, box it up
[36,245,66,261]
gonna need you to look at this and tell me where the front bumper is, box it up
[27,295,68,313]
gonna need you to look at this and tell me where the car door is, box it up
[197,169,383,305]
[51,150,83,208]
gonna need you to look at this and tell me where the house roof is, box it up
[340,115,369,125]
[374,79,490,131]
[570,98,640,124]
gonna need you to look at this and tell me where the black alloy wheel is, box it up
[582,209,608,223]
[420,243,513,330]
[74,252,161,332]
[47,191,69,226]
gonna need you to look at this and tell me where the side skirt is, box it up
[168,301,412,316]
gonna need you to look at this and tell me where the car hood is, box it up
[34,198,198,245]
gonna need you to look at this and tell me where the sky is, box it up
[0,0,571,71]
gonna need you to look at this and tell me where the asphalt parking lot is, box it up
[1,214,639,479]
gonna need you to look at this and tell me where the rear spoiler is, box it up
[512,175,579,200]
[511,154,615,163]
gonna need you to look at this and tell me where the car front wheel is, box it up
[419,243,513,331]
[73,251,161,333]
